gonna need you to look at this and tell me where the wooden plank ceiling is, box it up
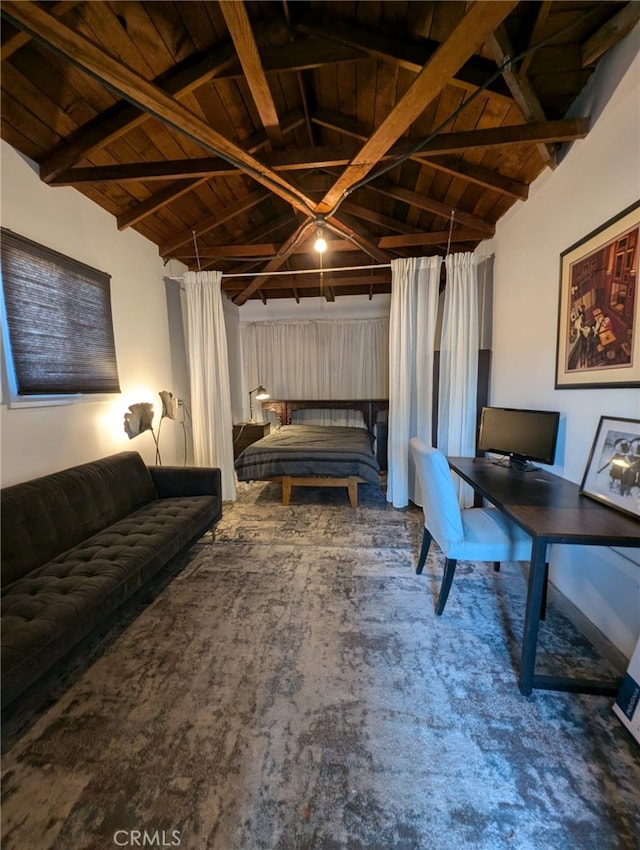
[1,1,637,303]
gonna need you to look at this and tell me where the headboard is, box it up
[261,399,388,432]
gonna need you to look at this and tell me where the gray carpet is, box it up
[2,479,639,850]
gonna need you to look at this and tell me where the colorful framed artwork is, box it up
[555,201,640,389]
[580,416,640,519]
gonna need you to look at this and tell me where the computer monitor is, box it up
[477,406,560,470]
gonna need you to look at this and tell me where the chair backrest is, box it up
[410,438,464,548]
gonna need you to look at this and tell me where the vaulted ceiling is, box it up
[1,1,638,302]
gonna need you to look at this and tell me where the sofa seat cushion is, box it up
[1,494,218,705]
[1,452,158,585]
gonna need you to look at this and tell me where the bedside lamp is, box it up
[248,385,270,422]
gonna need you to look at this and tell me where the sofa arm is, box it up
[149,466,222,500]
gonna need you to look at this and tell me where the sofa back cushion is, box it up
[1,452,157,587]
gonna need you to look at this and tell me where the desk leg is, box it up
[519,537,548,696]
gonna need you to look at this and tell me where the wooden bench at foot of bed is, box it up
[281,475,364,508]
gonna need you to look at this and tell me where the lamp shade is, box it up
[248,385,270,421]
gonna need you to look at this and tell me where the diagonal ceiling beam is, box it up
[159,190,270,256]
[314,0,520,216]
[219,0,285,149]
[293,7,512,104]
[36,35,362,183]
[312,109,532,200]
[0,0,80,60]
[519,1,553,78]
[54,142,361,185]
[37,44,238,183]
[409,118,590,154]
[233,219,317,304]
[0,1,316,217]
[115,111,306,230]
[487,24,557,169]
[232,213,391,305]
[581,2,640,67]
[370,181,495,237]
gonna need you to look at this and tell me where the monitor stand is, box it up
[509,456,539,472]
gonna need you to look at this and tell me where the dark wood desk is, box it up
[448,457,640,697]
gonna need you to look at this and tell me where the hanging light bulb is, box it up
[314,228,327,253]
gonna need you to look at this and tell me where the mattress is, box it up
[234,424,381,487]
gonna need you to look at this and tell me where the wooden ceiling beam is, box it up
[159,190,270,257]
[53,108,581,204]
[115,113,302,230]
[0,2,318,220]
[312,109,529,200]
[340,202,423,235]
[410,118,591,154]
[219,0,285,150]
[37,44,238,183]
[519,1,553,78]
[581,2,640,67]
[35,35,363,183]
[179,226,481,262]
[0,0,80,60]
[325,217,390,264]
[176,237,358,261]
[293,7,512,104]
[378,230,481,249]
[223,271,391,293]
[370,181,495,237]
[237,36,365,77]
[487,24,557,169]
[315,0,520,216]
[425,155,527,201]
[314,107,588,155]
[181,243,279,259]
[232,211,391,304]
[233,219,317,304]
[54,141,360,185]
[115,111,306,230]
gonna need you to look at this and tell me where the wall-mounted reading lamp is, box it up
[248,385,270,422]
[124,390,178,464]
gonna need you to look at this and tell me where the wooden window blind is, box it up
[1,229,120,395]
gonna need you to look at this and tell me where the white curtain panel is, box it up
[438,252,479,508]
[386,256,442,508]
[239,318,389,410]
[184,270,236,501]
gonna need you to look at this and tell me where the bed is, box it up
[234,399,388,507]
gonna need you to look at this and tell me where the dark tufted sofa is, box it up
[1,451,222,709]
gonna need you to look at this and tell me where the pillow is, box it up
[290,408,367,428]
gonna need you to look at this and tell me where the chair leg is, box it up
[540,562,549,620]
[435,558,457,616]
[416,528,432,575]
[493,561,500,572]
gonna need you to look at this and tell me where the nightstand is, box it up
[232,422,271,459]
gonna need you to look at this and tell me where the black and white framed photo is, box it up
[580,416,640,519]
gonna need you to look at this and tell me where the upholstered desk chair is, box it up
[409,438,547,616]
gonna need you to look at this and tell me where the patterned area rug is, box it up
[2,480,639,850]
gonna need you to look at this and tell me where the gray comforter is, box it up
[234,424,380,486]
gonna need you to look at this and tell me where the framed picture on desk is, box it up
[580,416,640,519]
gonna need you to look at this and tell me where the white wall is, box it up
[480,30,640,657]
[1,142,182,484]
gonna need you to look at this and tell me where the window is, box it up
[1,229,120,399]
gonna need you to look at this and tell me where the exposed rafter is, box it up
[0,0,626,302]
